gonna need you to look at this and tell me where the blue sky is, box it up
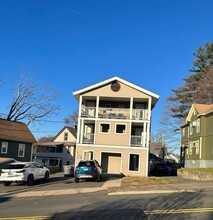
[0,0,213,139]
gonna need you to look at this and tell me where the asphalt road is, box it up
[0,188,213,219]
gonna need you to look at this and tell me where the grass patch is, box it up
[121,176,177,186]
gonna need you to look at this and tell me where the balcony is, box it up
[131,135,146,147]
[81,107,149,120]
[82,133,94,144]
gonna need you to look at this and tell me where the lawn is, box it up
[121,176,177,186]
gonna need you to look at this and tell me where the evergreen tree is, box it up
[168,42,213,120]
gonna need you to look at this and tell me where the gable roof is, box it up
[0,119,37,143]
[53,126,77,140]
[73,76,160,105]
[186,103,213,122]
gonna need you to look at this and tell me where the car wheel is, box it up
[3,182,11,186]
[27,174,34,186]
[75,178,79,183]
[44,171,49,181]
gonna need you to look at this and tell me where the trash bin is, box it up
[63,165,74,177]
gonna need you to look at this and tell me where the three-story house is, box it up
[73,76,159,176]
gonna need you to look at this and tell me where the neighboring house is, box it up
[180,103,213,168]
[73,76,160,177]
[165,153,180,164]
[150,142,180,164]
[150,142,165,159]
[33,126,77,170]
[0,118,37,161]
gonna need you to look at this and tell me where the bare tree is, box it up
[64,110,78,127]
[197,65,213,104]
[6,75,59,125]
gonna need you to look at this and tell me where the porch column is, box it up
[130,97,133,120]
[77,95,82,143]
[96,96,99,118]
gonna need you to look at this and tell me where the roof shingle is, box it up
[0,119,37,143]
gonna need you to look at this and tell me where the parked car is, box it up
[74,160,102,183]
[0,161,50,186]
[150,162,177,176]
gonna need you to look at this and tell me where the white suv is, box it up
[0,161,50,186]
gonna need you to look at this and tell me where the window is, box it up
[83,151,94,160]
[129,154,139,171]
[1,142,8,154]
[64,132,68,141]
[182,128,185,137]
[100,123,110,133]
[116,124,126,134]
[196,119,200,133]
[196,140,199,154]
[18,144,25,157]
[189,142,192,155]
[190,122,193,135]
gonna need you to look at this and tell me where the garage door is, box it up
[101,153,121,174]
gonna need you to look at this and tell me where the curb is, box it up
[108,189,196,196]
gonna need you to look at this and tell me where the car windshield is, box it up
[78,161,94,167]
[6,164,26,169]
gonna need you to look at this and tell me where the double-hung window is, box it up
[83,151,94,160]
[1,142,8,154]
[18,144,25,157]
[129,154,139,171]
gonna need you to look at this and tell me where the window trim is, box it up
[18,144,25,157]
[128,153,140,172]
[99,123,111,134]
[1,142,8,154]
[115,123,127,134]
[83,150,94,160]
[196,119,200,133]
[64,132,68,141]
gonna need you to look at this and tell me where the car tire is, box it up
[44,171,49,181]
[75,178,79,183]
[27,174,34,186]
[3,182,11,186]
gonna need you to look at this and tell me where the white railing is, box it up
[131,135,146,147]
[82,133,94,144]
[81,106,149,120]
[81,107,96,118]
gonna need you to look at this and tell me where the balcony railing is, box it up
[131,135,146,147]
[82,133,94,144]
[81,107,149,120]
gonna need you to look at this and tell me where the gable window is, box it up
[100,123,110,133]
[64,132,68,141]
[129,154,139,171]
[83,151,94,160]
[18,144,25,157]
[116,124,126,134]
[1,142,8,154]
[196,119,200,133]
[190,122,193,135]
